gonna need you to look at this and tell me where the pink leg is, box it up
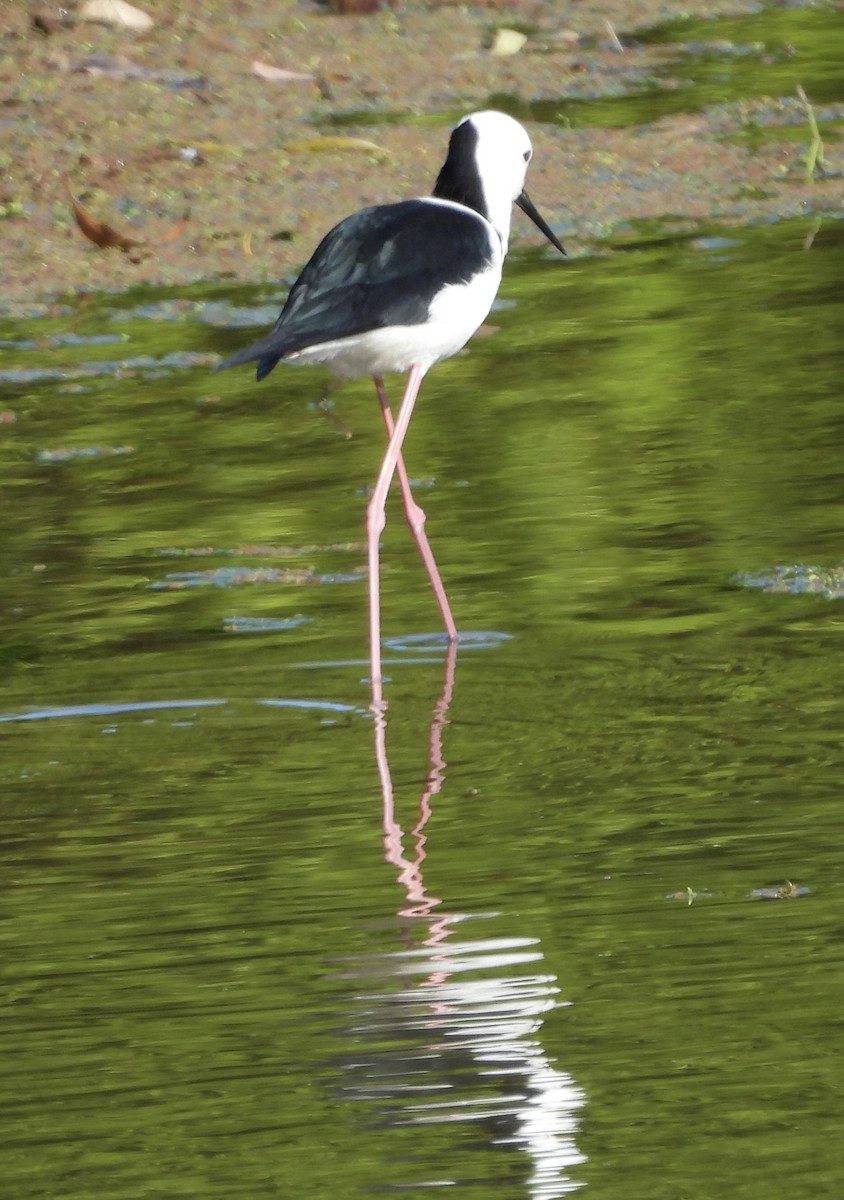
[372,374,457,642]
[367,365,426,709]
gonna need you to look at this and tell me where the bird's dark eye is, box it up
[523,150,531,162]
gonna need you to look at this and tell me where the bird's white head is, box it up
[433,111,565,256]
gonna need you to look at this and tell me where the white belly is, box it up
[286,258,503,379]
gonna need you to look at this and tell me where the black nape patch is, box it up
[432,121,487,220]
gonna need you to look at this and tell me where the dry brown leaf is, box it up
[158,210,191,246]
[65,182,145,258]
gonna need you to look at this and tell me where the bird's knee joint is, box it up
[366,500,386,537]
[407,502,427,534]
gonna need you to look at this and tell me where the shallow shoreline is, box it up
[1,0,841,314]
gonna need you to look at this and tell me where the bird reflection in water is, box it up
[337,640,587,1196]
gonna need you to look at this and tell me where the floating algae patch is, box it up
[148,566,363,590]
[735,564,844,600]
[158,542,364,560]
[223,615,311,634]
[36,444,136,463]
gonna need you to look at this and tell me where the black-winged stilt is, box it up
[215,110,566,705]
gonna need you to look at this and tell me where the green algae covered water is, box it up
[2,215,844,1198]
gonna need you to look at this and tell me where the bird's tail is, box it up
[214,331,284,381]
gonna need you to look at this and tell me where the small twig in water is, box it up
[604,19,624,53]
[317,386,354,439]
[803,215,822,251]
[796,84,825,180]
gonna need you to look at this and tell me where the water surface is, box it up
[2,215,843,1198]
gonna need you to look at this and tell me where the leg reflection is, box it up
[338,639,587,1196]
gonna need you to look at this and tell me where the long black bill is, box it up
[515,190,566,256]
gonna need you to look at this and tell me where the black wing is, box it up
[215,200,493,379]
